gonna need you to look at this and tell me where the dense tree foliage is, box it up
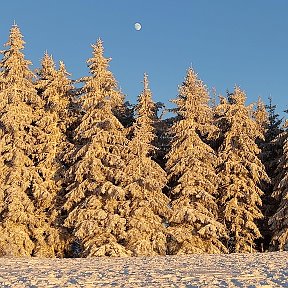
[123,74,169,256]
[0,24,286,257]
[166,69,227,254]
[215,88,270,252]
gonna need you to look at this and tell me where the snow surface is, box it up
[0,252,287,287]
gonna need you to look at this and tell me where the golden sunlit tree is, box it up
[62,39,131,257]
[0,24,62,257]
[215,87,270,253]
[36,53,78,134]
[253,97,269,137]
[123,74,170,256]
[33,53,78,256]
[166,68,227,254]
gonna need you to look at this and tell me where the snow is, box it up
[0,251,287,287]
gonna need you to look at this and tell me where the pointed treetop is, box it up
[42,51,55,66]
[5,23,25,50]
[185,67,199,83]
[38,52,56,79]
[137,73,154,116]
[230,86,247,105]
[58,60,71,76]
[143,72,149,91]
[86,38,113,78]
[255,96,267,111]
[92,38,104,57]
[179,67,207,98]
[254,96,269,133]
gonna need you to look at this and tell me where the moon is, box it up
[134,22,142,31]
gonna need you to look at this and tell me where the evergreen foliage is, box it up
[215,87,270,253]
[253,97,280,250]
[166,68,227,254]
[269,121,288,251]
[62,39,131,257]
[34,53,78,256]
[123,74,169,256]
[265,97,283,143]
[0,25,62,257]
[0,24,286,257]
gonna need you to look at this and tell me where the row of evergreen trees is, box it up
[0,24,287,258]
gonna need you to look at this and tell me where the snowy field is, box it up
[0,252,287,287]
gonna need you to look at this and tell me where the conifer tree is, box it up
[166,68,227,254]
[259,97,283,180]
[269,121,288,251]
[266,97,283,143]
[123,74,170,256]
[0,24,62,256]
[36,53,78,134]
[33,53,78,256]
[253,97,274,250]
[215,87,269,253]
[252,97,283,251]
[62,39,131,257]
[253,97,269,136]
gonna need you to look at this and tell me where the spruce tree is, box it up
[62,39,131,257]
[253,97,269,136]
[266,97,283,143]
[124,74,169,256]
[260,97,283,181]
[166,68,227,254]
[253,97,283,251]
[0,24,61,256]
[215,87,269,253]
[253,97,274,251]
[269,121,288,251]
[34,53,78,256]
[36,53,78,134]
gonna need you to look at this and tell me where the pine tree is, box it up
[266,97,283,143]
[36,53,78,134]
[253,97,274,251]
[253,97,283,251]
[253,97,269,136]
[124,74,169,256]
[269,120,288,251]
[166,68,227,254]
[215,87,269,253]
[0,24,61,256]
[260,97,283,180]
[33,53,78,256]
[62,39,131,257]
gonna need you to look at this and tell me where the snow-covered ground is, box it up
[0,252,287,287]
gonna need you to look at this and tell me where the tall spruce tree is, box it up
[265,97,283,143]
[253,97,269,136]
[269,120,288,251]
[166,68,227,254]
[260,97,283,181]
[36,53,78,134]
[34,53,78,256]
[0,24,61,256]
[253,97,283,250]
[62,39,131,257]
[124,74,169,256]
[253,97,273,250]
[215,87,269,253]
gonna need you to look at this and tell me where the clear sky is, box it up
[1,0,287,117]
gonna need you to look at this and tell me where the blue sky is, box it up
[1,0,287,117]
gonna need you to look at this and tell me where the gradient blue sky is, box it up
[1,0,287,117]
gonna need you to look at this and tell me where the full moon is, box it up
[134,22,142,31]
